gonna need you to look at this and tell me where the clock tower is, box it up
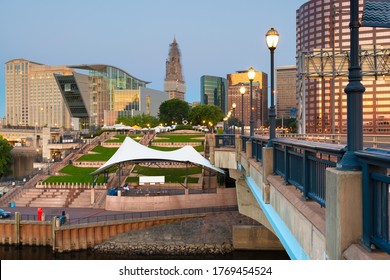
[164,37,186,100]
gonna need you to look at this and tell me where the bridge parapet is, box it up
[213,134,390,259]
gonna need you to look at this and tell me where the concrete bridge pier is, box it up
[234,175,283,250]
[326,168,362,259]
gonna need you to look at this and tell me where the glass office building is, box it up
[200,75,227,114]
[297,0,390,134]
[70,64,149,111]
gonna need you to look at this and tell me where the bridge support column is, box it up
[262,147,274,204]
[245,140,252,177]
[208,135,216,165]
[233,225,283,250]
[326,168,362,259]
[236,137,242,162]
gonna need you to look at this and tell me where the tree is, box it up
[158,99,190,125]
[0,136,13,178]
[188,104,224,129]
[117,113,160,128]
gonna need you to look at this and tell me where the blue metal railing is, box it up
[251,138,268,162]
[356,149,390,254]
[272,138,345,207]
[219,134,345,207]
[215,134,235,148]
[242,136,250,152]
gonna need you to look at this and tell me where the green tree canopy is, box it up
[0,136,13,178]
[188,104,224,128]
[116,113,160,128]
[158,99,190,125]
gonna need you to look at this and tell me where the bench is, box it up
[139,176,165,185]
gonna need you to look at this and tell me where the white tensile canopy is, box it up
[90,137,224,175]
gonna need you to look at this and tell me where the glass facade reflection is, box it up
[200,75,227,114]
[70,64,149,111]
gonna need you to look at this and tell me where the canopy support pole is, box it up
[186,161,189,189]
[118,163,121,188]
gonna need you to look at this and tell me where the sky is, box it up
[0,0,308,118]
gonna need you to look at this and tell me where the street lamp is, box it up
[248,66,256,137]
[265,27,279,146]
[336,0,364,171]
[232,103,236,134]
[240,85,246,135]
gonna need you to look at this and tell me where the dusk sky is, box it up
[0,0,308,118]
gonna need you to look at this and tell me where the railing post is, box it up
[361,162,372,250]
[325,168,362,259]
[262,147,274,203]
[303,150,309,199]
[245,139,253,177]
[15,212,21,247]
[236,135,242,162]
[284,146,290,184]
[209,134,216,165]
[252,140,257,161]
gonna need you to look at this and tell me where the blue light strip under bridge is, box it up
[242,171,309,260]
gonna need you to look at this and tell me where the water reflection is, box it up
[0,245,289,260]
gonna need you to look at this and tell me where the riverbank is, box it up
[93,211,274,257]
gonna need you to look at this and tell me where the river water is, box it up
[0,245,289,260]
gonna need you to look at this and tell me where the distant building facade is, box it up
[200,75,227,114]
[276,66,297,119]
[164,38,186,100]
[5,59,74,128]
[5,59,167,132]
[55,64,167,128]
[297,0,390,134]
[227,71,268,129]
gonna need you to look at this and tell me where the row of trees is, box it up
[117,99,224,129]
[0,136,13,179]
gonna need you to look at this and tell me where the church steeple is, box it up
[164,37,186,100]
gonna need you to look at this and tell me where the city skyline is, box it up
[0,0,307,118]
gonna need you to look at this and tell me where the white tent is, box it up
[90,136,224,175]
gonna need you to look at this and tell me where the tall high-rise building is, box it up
[164,38,186,100]
[297,0,390,134]
[276,66,297,119]
[200,75,227,114]
[227,71,268,129]
[5,59,74,128]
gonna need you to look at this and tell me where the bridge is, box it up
[208,133,390,260]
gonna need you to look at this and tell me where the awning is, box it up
[90,137,224,175]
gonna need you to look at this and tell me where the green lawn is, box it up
[149,145,204,152]
[77,146,118,161]
[105,134,142,143]
[43,165,105,184]
[126,165,201,184]
[153,134,204,143]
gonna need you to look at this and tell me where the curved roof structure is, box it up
[68,64,150,84]
[90,137,224,175]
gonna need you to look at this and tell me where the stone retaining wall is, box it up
[94,242,233,256]
[93,212,259,256]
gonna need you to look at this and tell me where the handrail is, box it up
[355,148,390,254]
[215,134,235,148]
[272,138,345,207]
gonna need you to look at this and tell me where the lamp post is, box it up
[248,67,256,137]
[265,27,279,146]
[336,0,364,170]
[232,103,236,134]
[240,85,246,135]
